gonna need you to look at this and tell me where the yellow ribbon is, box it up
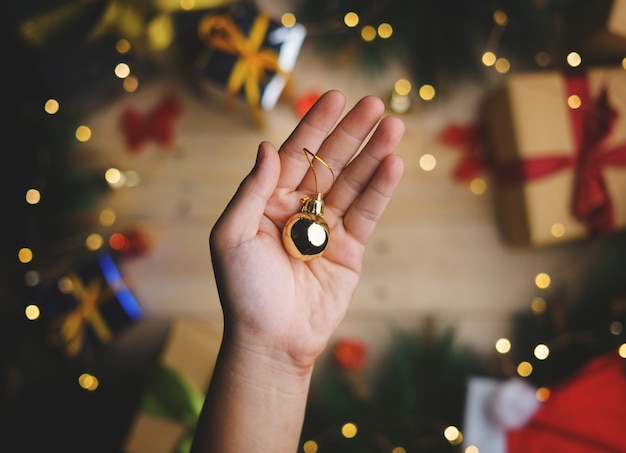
[197,13,286,127]
[54,273,114,356]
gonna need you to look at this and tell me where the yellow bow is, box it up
[198,13,286,127]
[54,273,114,356]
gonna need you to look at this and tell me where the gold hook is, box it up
[303,148,335,196]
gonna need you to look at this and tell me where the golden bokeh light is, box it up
[25,304,41,320]
[116,38,131,54]
[443,426,463,445]
[24,270,41,286]
[535,51,550,67]
[536,387,550,402]
[302,440,318,453]
[58,275,74,293]
[341,422,357,438]
[394,79,412,95]
[465,446,480,453]
[534,344,550,360]
[180,0,195,10]
[495,337,511,354]
[551,223,565,237]
[419,154,437,171]
[99,208,117,227]
[377,23,393,38]
[75,125,92,142]
[25,188,41,205]
[115,62,131,79]
[495,57,510,74]
[123,75,139,93]
[344,12,359,27]
[610,321,623,336]
[530,296,546,315]
[361,25,376,41]
[392,447,407,453]
[493,9,509,26]
[419,84,435,101]
[482,51,496,66]
[281,12,296,28]
[619,343,626,358]
[78,373,99,391]
[567,94,582,109]
[517,361,533,377]
[535,272,551,289]
[105,168,126,189]
[86,233,104,251]
[622,57,626,70]
[18,248,33,264]
[566,51,582,67]
[469,178,487,195]
[44,98,59,114]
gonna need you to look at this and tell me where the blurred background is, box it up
[2,0,626,452]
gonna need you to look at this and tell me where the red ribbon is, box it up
[120,94,182,153]
[494,74,626,235]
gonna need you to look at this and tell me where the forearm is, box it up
[190,336,313,453]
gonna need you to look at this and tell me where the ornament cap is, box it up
[301,193,324,216]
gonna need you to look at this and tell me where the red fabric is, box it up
[120,94,182,152]
[507,353,626,453]
[493,74,626,235]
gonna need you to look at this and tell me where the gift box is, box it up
[40,251,144,357]
[484,67,626,247]
[195,1,306,127]
[566,0,626,61]
[124,318,222,453]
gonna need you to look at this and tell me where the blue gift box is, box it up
[40,251,143,357]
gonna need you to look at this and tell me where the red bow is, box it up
[494,74,626,235]
[439,123,488,182]
[120,94,182,153]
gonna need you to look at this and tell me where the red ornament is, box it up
[333,339,367,371]
[294,91,322,119]
[120,94,182,153]
[109,229,150,257]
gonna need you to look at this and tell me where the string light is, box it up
[443,425,463,445]
[495,337,511,354]
[85,233,104,251]
[18,248,33,264]
[419,154,437,171]
[361,25,376,41]
[115,63,131,79]
[24,270,40,286]
[551,223,565,238]
[75,125,92,142]
[469,178,487,195]
[78,373,99,391]
[534,273,551,289]
[619,344,626,359]
[24,304,40,320]
[116,38,131,54]
[105,168,126,189]
[493,9,508,26]
[281,13,297,28]
[302,440,318,453]
[517,361,533,377]
[344,12,359,27]
[377,23,393,38]
[465,446,479,453]
[57,275,74,294]
[44,99,59,114]
[25,188,41,204]
[180,0,195,10]
[341,422,357,438]
[530,297,546,315]
[566,51,582,67]
[534,51,550,67]
[536,387,550,402]
[494,57,510,74]
[392,447,407,453]
[99,208,117,227]
[610,321,623,335]
[482,51,496,66]
[123,75,139,92]
[567,94,582,109]
[418,84,435,101]
[533,344,550,360]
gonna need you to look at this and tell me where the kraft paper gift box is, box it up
[484,67,626,247]
[124,318,222,453]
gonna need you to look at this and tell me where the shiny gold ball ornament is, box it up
[282,148,335,261]
[282,193,329,260]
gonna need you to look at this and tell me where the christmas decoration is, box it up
[195,1,306,127]
[483,67,626,247]
[120,93,183,153]
[294,90,322,118]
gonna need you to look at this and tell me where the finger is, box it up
[276,90,346,191]
[324,115,405,221]
[211,142,281,249]
[341,154,405,246]
[298,95,386,196]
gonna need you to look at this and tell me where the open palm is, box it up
[209,90,405,369]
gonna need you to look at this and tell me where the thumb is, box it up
[211,141,281,247]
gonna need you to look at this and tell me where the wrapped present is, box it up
[124,318,222,453]
[566,0,626,61]
[484,68,626,247]
[41,251,143,356]
[195,1,306,127]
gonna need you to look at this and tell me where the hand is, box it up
[209,90,405,372]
